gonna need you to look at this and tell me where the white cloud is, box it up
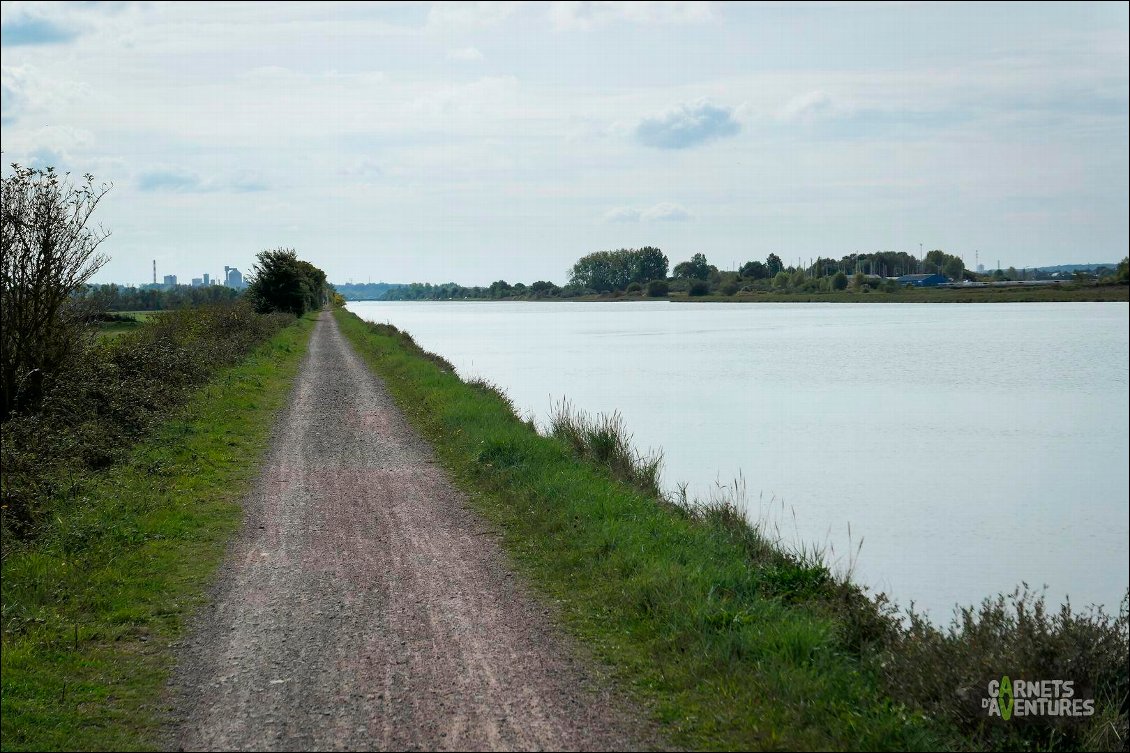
[776,90,836,122]
[603,206,641,222]
[339,158,385,182]
[604,202,693,222]
[427,2,521,29]
[136,167,268,194]
[550,1,714,31]
[407,75,520,120]
[0,63,83,123]
[635,100,741,149]
[2,124,94,169]
[642,202,693,221]
[447,46,484,62]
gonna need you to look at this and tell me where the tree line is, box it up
[375,246,987,301]
[77,282,242,311]
[373,246,1129,303]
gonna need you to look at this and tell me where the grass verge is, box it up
[334,308,955,751]
[0,315,313,751]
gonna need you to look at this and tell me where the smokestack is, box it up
[153,259,157,285]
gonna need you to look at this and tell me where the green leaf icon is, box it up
[1000,676,1013,721]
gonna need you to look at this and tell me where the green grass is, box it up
[95,312,156,339]
[0,315,313,751]
[333,308,955,751]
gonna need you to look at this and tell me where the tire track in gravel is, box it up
[165,311,652,751]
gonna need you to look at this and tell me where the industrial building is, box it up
[224,266,244,289]
[894,273,948,287]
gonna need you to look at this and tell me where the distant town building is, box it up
[203,273,211,285]
[895,273,948,287]
[976,264,985,273]
[163,274,178,286]
[224,266,244,289]
[192,277,203,287]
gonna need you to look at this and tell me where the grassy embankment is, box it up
[335,307,1127,752]
[0,314,314,751]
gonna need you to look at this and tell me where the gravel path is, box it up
[165,312,651,751]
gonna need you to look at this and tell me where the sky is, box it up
[2,1,1127,286]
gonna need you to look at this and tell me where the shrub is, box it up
[245,248,328,316]
[646,280,669,297]
[720,281,740,296]
[0,301,291,538]
[688,280,710,296]
[1,165,112,419]
[878,588,1128,752]
[626,281,643,293]
[831,271,849,290]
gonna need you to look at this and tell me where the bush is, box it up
[245,248,328,316]
[1,165,112,419]
[646,280,669,297]
[720,281,740,296]
[688,280,710,296]
[0,301,292,538]
[878,589,1128,752]
[831,271,849,290]
[626,281,642,293]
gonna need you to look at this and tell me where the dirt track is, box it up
[166,312,649,751]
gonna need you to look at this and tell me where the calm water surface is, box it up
[348,301,1129,619]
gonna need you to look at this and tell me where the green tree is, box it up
[739,260,768,279]
[569,247,668,292]
[673,252,711,280]
[1,165,112,419]
[245,248,327,316]
[943,257,964,281]
[632,246,669,283]
[766,253,784,277]
[831,271,849,290]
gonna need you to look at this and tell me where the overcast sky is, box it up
[2,1,1127,285]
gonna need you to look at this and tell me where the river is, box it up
[348,300,1129,620]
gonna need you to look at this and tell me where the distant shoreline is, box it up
[345,284,1129,304]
